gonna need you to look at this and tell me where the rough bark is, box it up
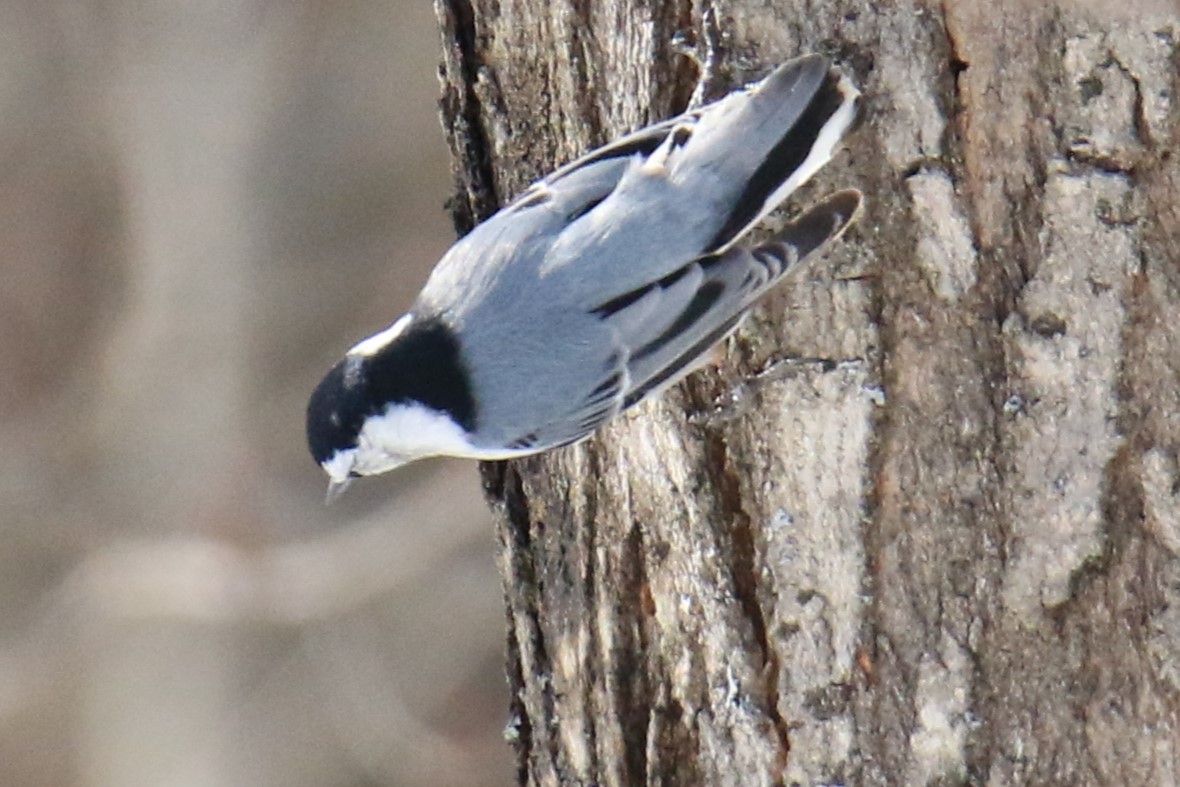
[434,0,1180,784]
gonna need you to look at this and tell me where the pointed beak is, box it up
[325,476,354,505]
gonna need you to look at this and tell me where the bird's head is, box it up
[306,313,480,501]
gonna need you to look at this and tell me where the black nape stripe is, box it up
[706,71,845,252]
[365,316,477,433]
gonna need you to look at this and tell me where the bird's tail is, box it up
[665,54,860,254]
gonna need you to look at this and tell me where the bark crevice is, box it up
[700,427,792,774]
[437,0,501,231]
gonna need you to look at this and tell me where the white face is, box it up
[319,400,481,483]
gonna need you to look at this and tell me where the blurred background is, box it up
[0,1,511,785]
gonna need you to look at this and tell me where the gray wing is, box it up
[611,189,863,407]
[538,55,859,300]
[496,112,704,223]
[419,107,706,315]
[499,54,853,262]
[507,190,863,452]
[422,55,857,316]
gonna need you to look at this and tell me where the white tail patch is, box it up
[717,72,861,253]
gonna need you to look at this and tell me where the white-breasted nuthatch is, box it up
[307,54,862,500]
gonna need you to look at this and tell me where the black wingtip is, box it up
[706,65,855,252]
[759,54,831,96]
[808,188,864,238]
[762,188,864,264]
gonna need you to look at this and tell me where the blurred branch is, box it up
[65,516,485,624]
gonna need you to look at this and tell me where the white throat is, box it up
[322,401,480,481]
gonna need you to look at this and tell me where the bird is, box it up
[307,54,863,501]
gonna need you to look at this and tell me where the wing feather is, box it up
[505,190,861,451]
[500,112,703,221]
[615,189,863,407]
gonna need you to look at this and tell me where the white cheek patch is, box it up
[322,449,359,483]
[348,313,413,357]
[327,403,485,481]
[358,403,476,462]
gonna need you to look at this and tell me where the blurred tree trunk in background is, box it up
[0,4,511,786]
[437,0,1179,784]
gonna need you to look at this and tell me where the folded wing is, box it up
[506,190,863,451]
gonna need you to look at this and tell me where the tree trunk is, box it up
[434,0,1180,784]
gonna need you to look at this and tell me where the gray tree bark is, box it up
[434,0,1180,784]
